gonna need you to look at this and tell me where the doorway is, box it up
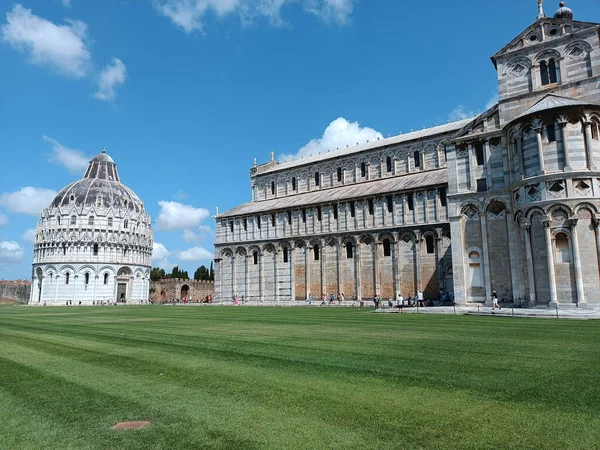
[117,283,127,303]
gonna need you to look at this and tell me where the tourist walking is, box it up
[492,290,500,310]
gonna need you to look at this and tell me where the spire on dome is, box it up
[537,0,545,20]
[102,146,106,154]
[553,2,573,20]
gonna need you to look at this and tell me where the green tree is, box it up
[194,265,209,281]
[209,262,214,281]
[150,267,166,281]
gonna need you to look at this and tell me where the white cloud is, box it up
[182,229,201,242]
[281,117,383,161]
[21,228,36,243]
[43,135,90,173]
[0,213,8,227]
[0,187,57,216]
[0,241,24,264]
[152,242,173,269]
[62,0,72,7]
[1,4,91,78]
[152,241,170,261]
[178,246,213,261]
[155,201,210,231]
[448,92,499,122]
[305,0,354,24]
[155,0,354,33]
[94,58,127,101]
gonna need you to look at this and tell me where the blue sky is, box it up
[0,0,598,280]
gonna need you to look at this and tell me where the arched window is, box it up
[107,217,113,227]
[84,273,90,285]
[546,123,556,142]
[386,156,392,173]
[540,58,559,86]
[413,151,421,168]
[468,251,482,287]
[93,243,98,256]
[425,235,435,254]
[383,239,391,257]
[315,172,320,186]
[103,273,109,285]
[292,177,297,191]
[271,181,275,195]
[591,119,600,140]
[88,216,94,226]
[346,242,353,258]
[253,251,258,265]
[62,243,67,255]
[70,216,77,225]
[283,247,289,263]
[555,233,571,263]
[124,219,128,229]
[313,244,320,261]
[360,162,366,178]
[337,167,343,182]
[65,272,70,285]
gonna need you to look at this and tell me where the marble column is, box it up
[320,241,326,298]
[374,241,381,296]
[93,275,98,304]
[231,253,236,299]
[355,242,362,301]
[594,218,600,283]
[415,234,422,293]
[244,255,249,301]
[506,213,520,300]
[290,249,295,302]
[259,253,264,302]
[480,214,492,304]
[54,275,59,303]
[72,275,78,303]
[392,239,400,299]
[583,121,595,170]
[516,137,525,180]
[436,235,444,292]
[569,219,586,307]
[484,140,493,189]
[522,222,536,305]
[559,120,572,170]
[543,220,558,306]
[467,144,475,191]
[535,126,546,174]
[274,249,279,303]
[305,246,311,301]
[337,244,343,297]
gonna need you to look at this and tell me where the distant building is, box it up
[30,149,153,305]
[214,2,600,307]
[149,279,214,303]
[0,280,31,304]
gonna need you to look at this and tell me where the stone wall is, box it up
[150,279,214,302]
[0,280,31,304]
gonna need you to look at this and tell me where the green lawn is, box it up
[0,306,598,449]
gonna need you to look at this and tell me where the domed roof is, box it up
[553,2,573,20]
[50,149,144,212]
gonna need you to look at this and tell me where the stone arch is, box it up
[44,265,58,277]
[359,234,374,245]
[221,248,233,258]
[398,231,417,243]
[78,265,97,276]
[377,232,395,243]
[547,203,573,218]
[534,49,561,63]
[59,265,76,275]
[460,203,481,220]
[503,56,532,78]
[574,202,598,216]
[234,246,247,257]
[525,206,546,221]
[486,199,508,216]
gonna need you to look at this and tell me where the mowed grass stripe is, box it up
[0,307,599,449]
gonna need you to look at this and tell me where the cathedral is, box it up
[29,149,153,305]
[214,2,600,307]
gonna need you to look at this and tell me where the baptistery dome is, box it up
[30,149,153,306]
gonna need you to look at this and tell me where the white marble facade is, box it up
[215,3,600,306]
[30,149,153,305]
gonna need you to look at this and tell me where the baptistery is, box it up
[30,148,153,305]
